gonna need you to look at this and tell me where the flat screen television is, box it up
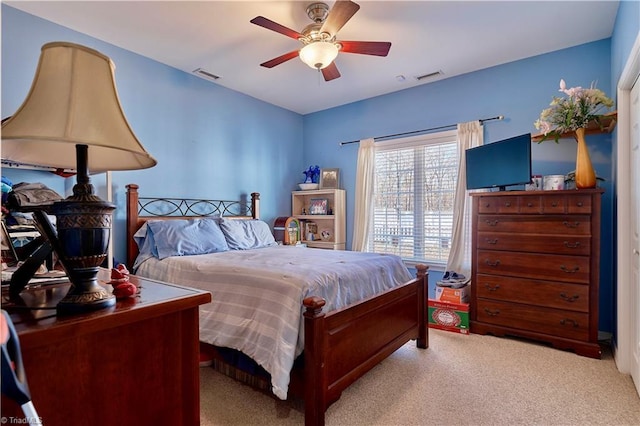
[465,133,532,191]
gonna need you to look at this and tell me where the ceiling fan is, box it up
[250,0,391,82]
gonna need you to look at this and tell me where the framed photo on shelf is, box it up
[309,198,328,215]
[305,222,318,241]
[320,168,340,189]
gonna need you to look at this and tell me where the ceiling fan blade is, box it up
[250,16,303,40]
[260,50,300,68]
[321,62,341,81]
[320,0,360,37]
[339,41,391,57]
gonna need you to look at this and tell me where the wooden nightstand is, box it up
[1,269,211,425]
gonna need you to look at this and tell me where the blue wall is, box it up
[3,3,638,334]
[303,39,616,331]
[1,5,304,264]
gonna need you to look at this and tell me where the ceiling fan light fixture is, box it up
[299,41,339,70]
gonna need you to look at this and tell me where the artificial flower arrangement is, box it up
[534,79,614,142]
[302,165,320,183]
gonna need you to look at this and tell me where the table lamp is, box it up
[1,42,157,314]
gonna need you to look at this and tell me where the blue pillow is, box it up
[133,222,159,270]
[219,219,277,250]
[148,218,229,259]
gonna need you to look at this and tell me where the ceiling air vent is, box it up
[193,68,221,82]
[415,70,443,81]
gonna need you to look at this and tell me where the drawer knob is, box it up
[485,238,498,245]
[485,219,499,227]
[560,265,580,274]
[504,201,511,207]
[560,318,579,328]
[484,283,501,292]
[563,241,581,249]
[483,308,500,317]
[562,221,580,228]
[560,292,579,303]
[527,202,533,207]
[485,259,501,267]
[576,202,583,207]
[552,202,558,207]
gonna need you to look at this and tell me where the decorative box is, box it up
[428,300,469,334]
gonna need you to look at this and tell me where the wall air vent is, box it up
[415,70,443,81]
[193,68,221,82]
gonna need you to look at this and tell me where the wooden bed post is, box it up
[126,184,140,269]
[303,296,327,426]
[251,192,260,219]
[415,264,429,349]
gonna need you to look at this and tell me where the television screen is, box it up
[465,133,532,191]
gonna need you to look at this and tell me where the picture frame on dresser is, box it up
[320,168,340,189]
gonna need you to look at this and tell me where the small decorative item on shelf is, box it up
[273,217,300,245]
[298,183,319,190]
[303,165,320,180]
[299,165,320,190]
[534,79,614,189]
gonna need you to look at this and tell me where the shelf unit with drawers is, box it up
[470,189,603,358]
[291,189,345,250]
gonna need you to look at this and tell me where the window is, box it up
[368,130,458,265]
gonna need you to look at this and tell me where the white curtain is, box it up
[352,138,376,251]
[446,121,483,276]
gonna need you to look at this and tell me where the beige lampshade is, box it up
[1,41,157,173]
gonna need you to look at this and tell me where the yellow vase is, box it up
[574,127,596,189]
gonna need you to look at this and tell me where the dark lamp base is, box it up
[56,267,116,315]
[57,289,116,315]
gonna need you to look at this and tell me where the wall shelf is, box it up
[531,111,617,142]
[1,159,75,176]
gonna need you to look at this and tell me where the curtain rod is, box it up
[339,115,504,146]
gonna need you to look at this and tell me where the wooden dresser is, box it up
[1,270,211,425]
[470,189,603,358]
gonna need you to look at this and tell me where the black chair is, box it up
[1,310,41,425]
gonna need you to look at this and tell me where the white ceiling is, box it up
[5,1,619,115]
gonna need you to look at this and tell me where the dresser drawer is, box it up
[478,195,539,213]
[475,274,589,312]
[477,196,516,214]
[566,194,593,214]
[541,195,566,213]
[478,194,593,215]
[519,196,542,213]
[476,250,590,284]
[476,232,591,255]
[476,299,589,341]
[477,215,591,235]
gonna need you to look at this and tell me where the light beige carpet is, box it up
[200,330,640,425]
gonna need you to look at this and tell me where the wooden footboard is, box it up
[302,264,428,426]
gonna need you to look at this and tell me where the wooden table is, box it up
[1,270,211,425]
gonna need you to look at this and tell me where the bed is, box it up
[125,183,429,426]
